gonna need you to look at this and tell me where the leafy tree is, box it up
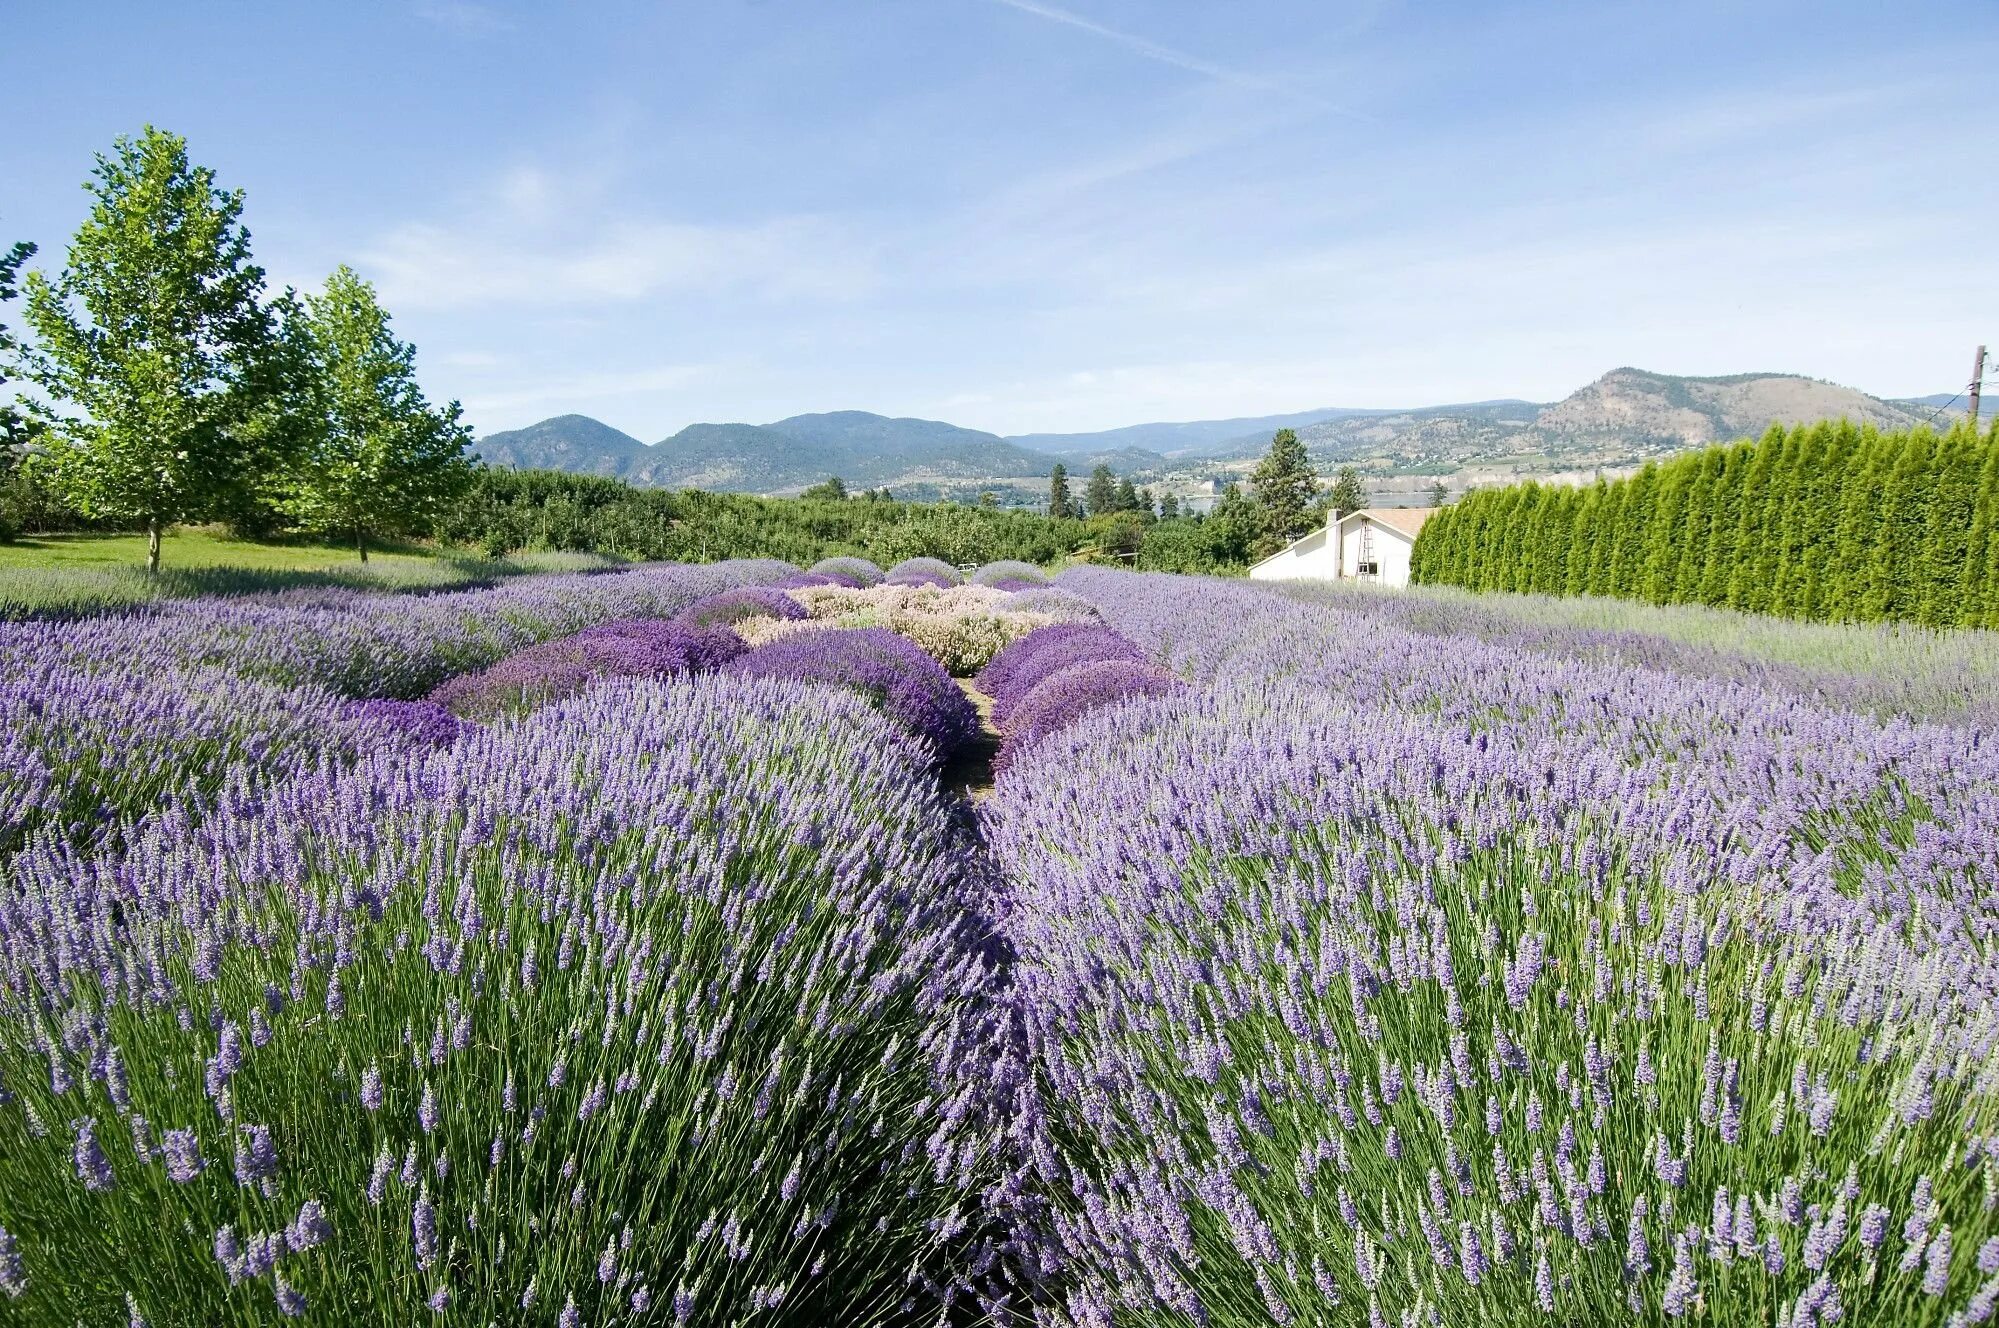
[272,265,472,561]
[1204,481,1258,566]
[1113,475,1140,514]
[1047,462,1073,518]
[1426,478,1449,508]
[800,475,848,501]
[1085,464,1118,517]
[1,239,35,454]
[22,127,282,573]
[1249,428,1320,556]
[1326,464,1366,515]
[1158,491,1180,520]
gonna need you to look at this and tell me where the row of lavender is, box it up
[979,569,1999,1326]
[7,553,1997,1324]
[0,555,1117,1324]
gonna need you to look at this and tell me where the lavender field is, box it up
[1,559,1995,1326]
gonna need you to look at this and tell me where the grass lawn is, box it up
[0,528,449,574]
[0,527,621,619]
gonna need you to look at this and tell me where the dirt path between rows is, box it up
[942,677,1002,801]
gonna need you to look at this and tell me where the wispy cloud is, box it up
[984,0,1358,117]
[359,167,880,312]
[462,363,713,419]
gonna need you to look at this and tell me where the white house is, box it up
[1248,507,1436,588]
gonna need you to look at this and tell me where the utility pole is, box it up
[1971,344,1987,432]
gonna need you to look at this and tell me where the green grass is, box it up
[0,528,624,620]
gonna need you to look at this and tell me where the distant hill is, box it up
[473,369,1959,498]
[476,410,1050,494]
[474,414,652,477]
[1266,371,1940,478]
[1008,407,1366,460]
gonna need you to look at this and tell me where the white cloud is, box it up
[360,184,880,313]
[462,363,713,422]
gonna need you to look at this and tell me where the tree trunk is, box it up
[146,521,162,576]
[355,522,368,564]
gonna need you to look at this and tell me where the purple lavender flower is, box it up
[413,1187,438,1270]
[161,1128,204,1182]
[0,1226,24,1298]
[361,1063,384,1111]
[72,1117,115,1192]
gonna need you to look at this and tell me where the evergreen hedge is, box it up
[1409,419,1999,628]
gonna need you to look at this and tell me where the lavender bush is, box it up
[887,558,965,587]
[0,560,786,699]
[977,568,1999,1325]
[808,556,884,587]
[970,561,1049,588]
[0,656,356,858]
[725,627,981,759]
[995,658,1183,770]
[0,676,1006,1325]
[976,624,1147,729]
[428,620,744,720]
[671,586,808,630]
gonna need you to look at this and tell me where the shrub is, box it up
[671,586,808,630]
[0,676,1001,1324]
[886,569,957,589]
[340,698,467,750]
[887,557,964,586]
[0,657,355,859]
[976,624,1146,728]
[725,627,980,758]
[766,571,841,590]
[994,658,1182,769]
[427,621,744,720]
[808,556,884,587]
[985,680,1999,1326]
[0,561,788,698]
[776,584,1051,674]
[1003,586,1101,622]
[970,560,1047,587]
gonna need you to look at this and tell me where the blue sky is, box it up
[5,1,1994,439]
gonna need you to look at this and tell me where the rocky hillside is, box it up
[474,369,1955,497]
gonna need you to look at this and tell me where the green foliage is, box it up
[1084,463,1117,517]
[20,128,282,572]
[270,266,473,560]
[1327,463,1366,515]
[1047,462,1073,519]
[1410,418,1999,628]
[1249,428,1320,556]
[800,475,848,501]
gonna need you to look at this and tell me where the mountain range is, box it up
[474,368,1973,501]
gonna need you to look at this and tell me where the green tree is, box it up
[1426,478,1449,508]
[1640,460,1692,604]
[1158,491,1180,520]
[0,239,35,457]
[1963,425,1999,627]
[801,475,848,501]
[23,127,283,573]
[1327,464,1367,515]
[1085,464,1117,517]
[1114,474,1141,514]
[1250,428,1320,555]
[1204,481,1258,566]
[272,265,472,561]
[1047,462,1073,519]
